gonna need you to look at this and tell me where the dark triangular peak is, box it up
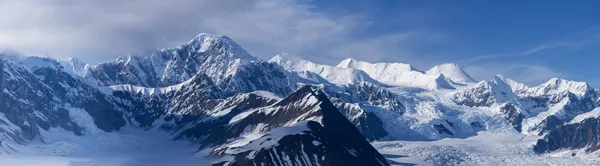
[310,87,390,166]
[212,85,389,166]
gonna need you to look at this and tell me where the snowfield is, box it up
[4,130,600,166]
[375,131,600,166]
[4,33,600,166]
[3,127,213,166]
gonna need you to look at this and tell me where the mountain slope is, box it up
[0,55,127,153]
[75,33,259,88]
[212,86,389,166]
[426,63,475,84]
[5,32,600,164]
[534,116,600,154]
[269,54,380,85]
[336,58,457,89]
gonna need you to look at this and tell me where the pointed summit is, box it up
[337,58,359,68]
[531,77,592,97]
[426,63,475,84]
[62,57,90,76]
[84,33,262,87]
[185,33,258,61]
[491,75,529,93]
[268,53,301,63]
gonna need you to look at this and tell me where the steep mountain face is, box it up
[110,80,391,165]
[452,76,518,107]
[452,75,600,137]
[322,82,404,141]
[211,86,389,166]
[0,35,391,165]
[0,55,127,152]
[534,117,600,154]
[5,32,600,163]
[81,34,259,88]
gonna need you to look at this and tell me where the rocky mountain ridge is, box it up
[2,33,600,165]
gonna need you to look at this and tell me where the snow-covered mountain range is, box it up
[2,33,600,165]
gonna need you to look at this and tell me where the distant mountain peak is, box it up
[336,58,417,72]
[62,57,90,76]
[491,74,529,93]
[184,33,258,62]
[532,77,592,97]
[269,52,301,62]
[72,33,265,87]
[337,58,359,68]
[426,63,475,84]
[269,53,380,85]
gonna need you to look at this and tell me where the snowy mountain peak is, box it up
[434,73,457,89]
[336,58,418,73]
[62,33,266,88]
[268,53,301,63]
[335,58,464,89]
[268,53,308,69]
[0,49,30,63]
[67,57,85,64]
[0,49,23,58]
[185,33,258,61]
[269,53,379,85]
[426,63,475,84]
[337,58,359,68]
[532,77,592,97]
[492,75,529,93]
[62,57,90,76]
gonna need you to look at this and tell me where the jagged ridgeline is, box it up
[0,35,391,165]
[3,33,600,165]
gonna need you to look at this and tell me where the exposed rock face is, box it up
[0,56,126,147]
[211,86,389,166]
[534,117,600,154]
[1,52,390,165]
[433,124,453,136]
[85,34,259,88]
[31,64,127,132]
[452,81,496,107]
[10,32,600,161]
[452,76,600,138]
[499,103,525,132]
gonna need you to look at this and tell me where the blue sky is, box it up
[1,0,599,86]
[309,0,600,85]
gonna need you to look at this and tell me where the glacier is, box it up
[1,33,600,166]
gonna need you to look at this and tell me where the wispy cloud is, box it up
[0,0,354,63]
[458,25,600,64]
[0,0,441,66]
[518,42,570,55]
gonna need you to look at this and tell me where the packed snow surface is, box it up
[6,33,600,166]
[375,131,600,166]
[336,58,466,89]
[425,63,475,84]
[3,128,212,166]
[269,54,379,85]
